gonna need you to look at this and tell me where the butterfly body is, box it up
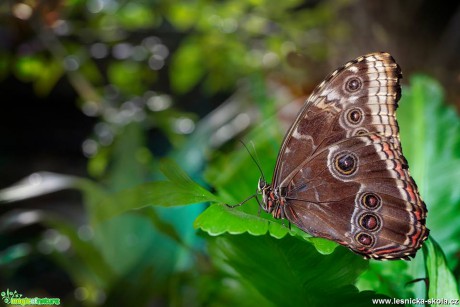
[257,52,429,260]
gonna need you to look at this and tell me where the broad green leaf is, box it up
[92,158,219,222]
[92,214,162,276]
[194,203,284,237]
[207,233,394,306]
[134,206,187,249]
[424,237,460,304]
[195,203,339,255]
[160,157,201,188]
[356,257,423,300]
[309,237,340,255]
[156,158,220,206]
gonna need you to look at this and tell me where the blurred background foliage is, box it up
[1,0,460,306]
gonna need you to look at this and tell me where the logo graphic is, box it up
[1,289,22,304]
[1,289,60,306]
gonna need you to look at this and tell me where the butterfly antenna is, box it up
[225,141,264,209]
[239,140,265,181]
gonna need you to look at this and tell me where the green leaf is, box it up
[424,236,460,304]
[160,157,200,188]
[356,257,423,300]
[156,158,220,205]
[207,233,394,306]
[194,203,283,236]
[194,203,339,255]
[92,158,219,222]
[134,206,187,249]
[309,237,340,255]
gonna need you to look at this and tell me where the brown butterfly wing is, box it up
[282,134,428,260]
[272,52,428,259]
[273,52,402,187]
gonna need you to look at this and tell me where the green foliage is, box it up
[424,237,460,303]
[206,234,390,307]
[89,158,220,224]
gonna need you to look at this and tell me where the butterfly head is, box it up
[257,177,268,192]
[258,177,279,215]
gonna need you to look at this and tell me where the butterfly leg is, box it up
[225,194,257,208]
[254,194,263,216]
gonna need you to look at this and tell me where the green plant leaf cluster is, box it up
[207,233,391,307]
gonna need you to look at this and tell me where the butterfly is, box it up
[231,52,429,260]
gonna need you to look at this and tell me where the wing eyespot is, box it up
[360,192,382,210]
[346,108,364,125]
[359,213,381,231]
[345,77,362,92]
[355,232,374,247]
[334,152,358,175]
